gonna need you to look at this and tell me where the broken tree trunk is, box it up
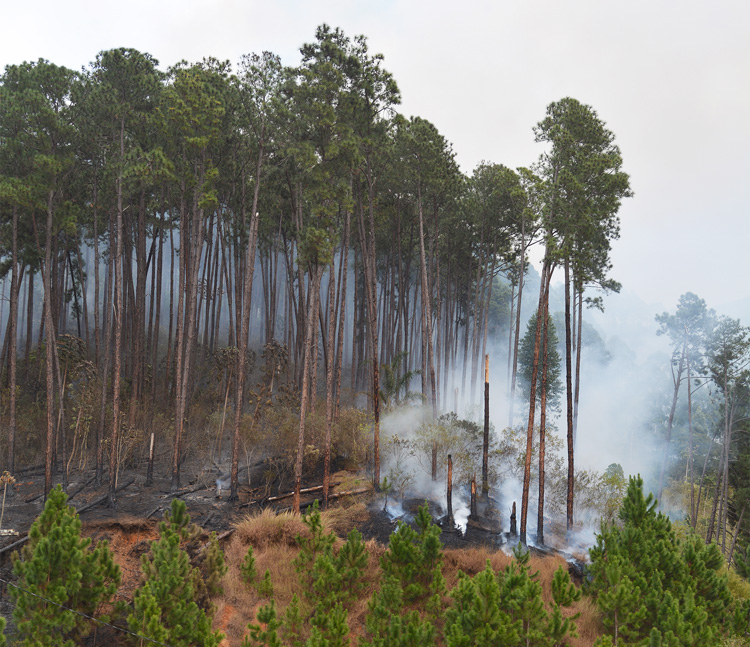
[470,474,478,517]
[447,455,454,527]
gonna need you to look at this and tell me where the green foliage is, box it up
[443,563,520,647]
[413,412,490,486]
[334,528,368,598]
[244,600,283,647]
[362,575,436,647]
[295,501,336,579]
[128,499,223,647]
[258,569,274,598]
[241,544,258,584]
[380,503,445,605]
[551,565,581,607]
[308,602,350,647]
[588,475,738,646]
[282,594,305,647]
[519,312,562,412]
[443,548,582,647]
[379,351,422,411]
[194,530,228,602]
[10,485,121,647]
[361,505,447,647]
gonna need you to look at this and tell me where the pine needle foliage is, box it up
[128,498,223,647]
[588,475,739,646]
[243,600,283,647]
[241,544,258,584]
[10,485,121,647]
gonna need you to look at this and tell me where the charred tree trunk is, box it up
[482,354,490,498]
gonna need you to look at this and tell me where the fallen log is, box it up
[66,474,97,504]
[264,482,341,503]
[275,487,371,513]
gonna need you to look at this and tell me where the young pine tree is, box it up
[243,600,283,647]
[443,562,520,647]
[10,485,121,647]
[128,499,223,647]
[588,476,737,645]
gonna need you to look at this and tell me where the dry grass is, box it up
[212,506,605,647]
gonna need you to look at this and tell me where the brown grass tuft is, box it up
[233,508,307,550]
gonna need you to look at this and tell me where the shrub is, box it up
[10,485,120,647]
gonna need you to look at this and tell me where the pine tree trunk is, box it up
[538,297,550,545]
[7,206,19,473]
[658,346,686,503]
[109,122,125,506]
[564,260,574,532]
[293,265,323,514]
[230,145,264,500]
[520,261,550,544]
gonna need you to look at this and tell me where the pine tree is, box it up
[334,528,368,598]
[258,569,274,598]
[588,476,737,645]
[244,600,283,647]
[241,544,258,584]
[308,602,350,647]
[295,500,336,586]
[443,563,520,647]
[282,594,305,647]
[128,499,223,647]
[10,485,121,647]
[380,503,444,605]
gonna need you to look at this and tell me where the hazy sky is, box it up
[3,0,748,319]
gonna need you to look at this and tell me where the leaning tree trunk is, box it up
[658,345,686,503]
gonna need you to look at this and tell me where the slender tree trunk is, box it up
[729,504,746,566]
[417,190,437,419]
[658,346,686,503]
[293,265,323,514]
[25,270,34,366]
[509,218,526,427]
[694,431,716,532]
[333,211,350,420]
[482,354,490,497]
[230,145,264,500]
[40,193,57,498]
[564,260,574,532]
[538,297,550,544]
[109,119,126,507]
[686,334,696,525]
[323,258,337,507]
[573,287,583,440]
[7,206,19,473]
[520,260,550,544]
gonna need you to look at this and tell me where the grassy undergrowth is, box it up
[216,502,599,647]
